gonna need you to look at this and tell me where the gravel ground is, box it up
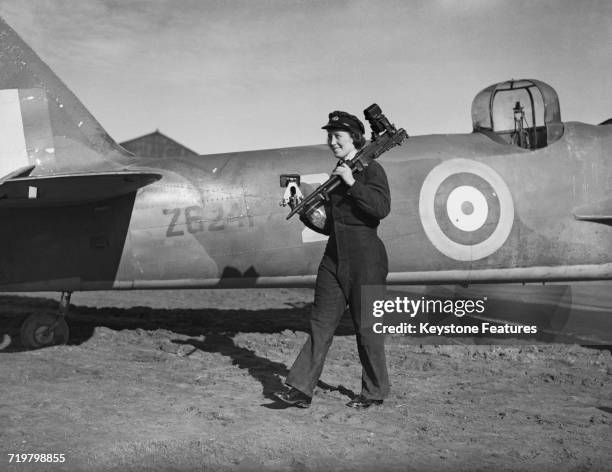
[0,289,610,471]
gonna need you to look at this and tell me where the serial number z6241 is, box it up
[163,204,253,237]
[8,453,65,463]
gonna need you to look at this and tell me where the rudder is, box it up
[0,17,131,174]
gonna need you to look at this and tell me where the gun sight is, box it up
[364,103,396,139]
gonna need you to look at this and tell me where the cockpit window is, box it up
[472,79,563,150]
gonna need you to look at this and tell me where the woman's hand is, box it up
[332,162,355,187]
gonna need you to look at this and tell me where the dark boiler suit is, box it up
[286,159,390,400]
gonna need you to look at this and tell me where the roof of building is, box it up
[120,130,199,158]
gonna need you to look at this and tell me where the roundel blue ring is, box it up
[419,158,514,261]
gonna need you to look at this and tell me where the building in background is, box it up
[120,130,199,158]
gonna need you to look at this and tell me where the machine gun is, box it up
[283,104,408,227]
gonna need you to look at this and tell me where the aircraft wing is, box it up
[0,169,162,207]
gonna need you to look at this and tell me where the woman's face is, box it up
[327,130,355,160]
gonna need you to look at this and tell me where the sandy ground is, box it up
[0,288,611,472]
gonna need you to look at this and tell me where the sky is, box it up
[0,0,610,154]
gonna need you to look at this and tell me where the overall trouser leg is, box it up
[349,267,389,400]
[354,333,389,400]
[286,256,347,397]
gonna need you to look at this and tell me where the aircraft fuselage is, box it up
[1,121,610,291]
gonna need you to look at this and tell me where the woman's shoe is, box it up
[274,387,312,408]
[346,395,383,409]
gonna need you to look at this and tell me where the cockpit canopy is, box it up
[472,79,564,150]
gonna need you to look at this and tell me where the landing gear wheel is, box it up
[20,313,69,349]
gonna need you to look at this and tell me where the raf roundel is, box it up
[418,159,514,261]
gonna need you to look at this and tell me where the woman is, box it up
[275,110,391,409]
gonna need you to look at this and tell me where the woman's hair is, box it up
[351,132,366,149]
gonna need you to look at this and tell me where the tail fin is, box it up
[0,17,131,175]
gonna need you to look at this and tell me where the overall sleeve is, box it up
[345,161,391,219]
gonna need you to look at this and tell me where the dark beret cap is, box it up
[322,110,365,135]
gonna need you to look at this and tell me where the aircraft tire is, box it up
[20,314,69,349]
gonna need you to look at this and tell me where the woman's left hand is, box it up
[332,162,355,187]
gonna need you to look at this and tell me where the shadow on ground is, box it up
[0,293,359,406]
[173,335,357,406]
[0,293,359,351]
